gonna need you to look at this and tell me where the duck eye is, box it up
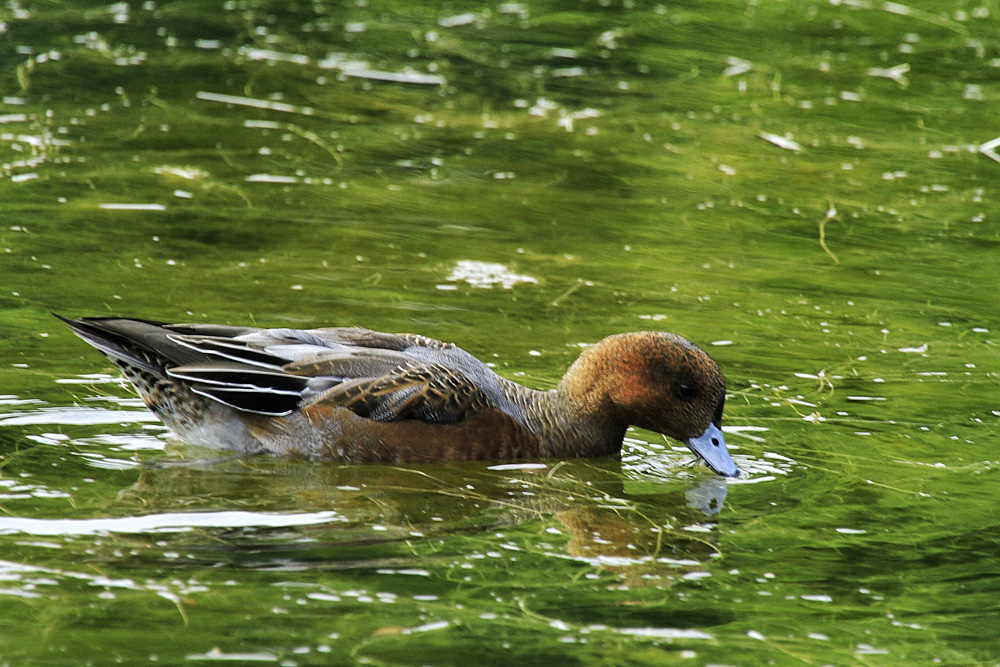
[678,382,694,398]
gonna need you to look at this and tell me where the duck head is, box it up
[582,332,741,478]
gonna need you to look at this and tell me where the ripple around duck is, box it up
[621,427,795,484]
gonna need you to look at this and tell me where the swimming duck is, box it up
[57,315,740,477]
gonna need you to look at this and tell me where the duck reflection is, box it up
[117,449,732,583]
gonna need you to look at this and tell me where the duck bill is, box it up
[685,423,741,478]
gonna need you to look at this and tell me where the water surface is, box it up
[1,1,998,664]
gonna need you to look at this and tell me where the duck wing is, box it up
[288,358,494,424]
[174,330,499,423]
[60,316,505,424]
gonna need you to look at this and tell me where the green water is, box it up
[2,0,999,664]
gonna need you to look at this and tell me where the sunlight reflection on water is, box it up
[0,510,346,536]
[0,406,158,426]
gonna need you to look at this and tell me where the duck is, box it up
[56,315,741,477]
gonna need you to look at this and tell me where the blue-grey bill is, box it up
[686,423,741,478]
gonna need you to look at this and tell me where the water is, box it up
[2,0,999,664]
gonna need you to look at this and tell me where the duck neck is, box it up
[506,373,627,458]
